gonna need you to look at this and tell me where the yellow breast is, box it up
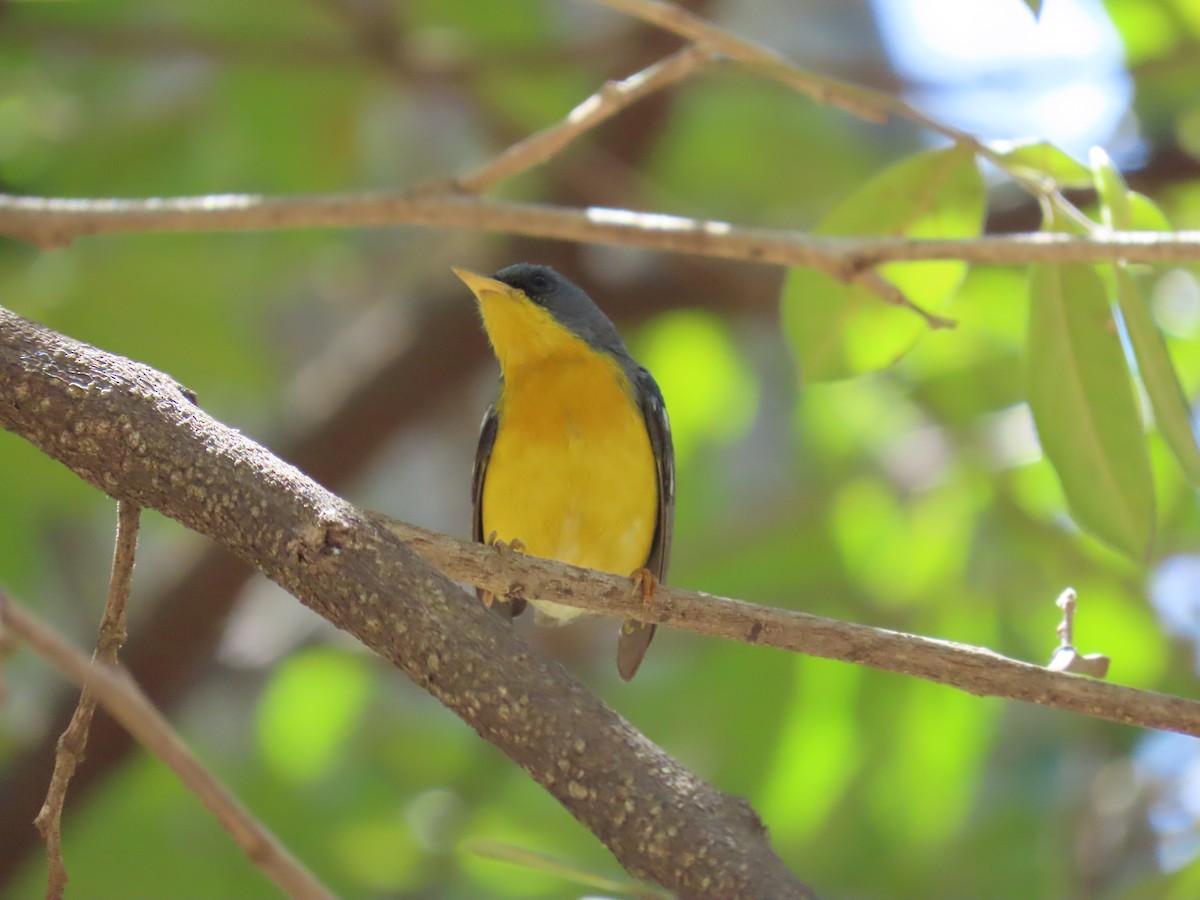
[482,353,658,622]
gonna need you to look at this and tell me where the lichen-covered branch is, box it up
[0,307,813,899]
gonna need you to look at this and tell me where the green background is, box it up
[3,1,1200,897]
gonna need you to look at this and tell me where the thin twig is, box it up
[585,0,1096,230]
[453,43,717,194]
[853,269,955,329]
[374,516,1200,739]
[0,593,336,900]
[33,500,140,900]
[2,193,1197,267]
[585,0,889,122]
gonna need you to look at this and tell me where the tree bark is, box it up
[0,306,814,899]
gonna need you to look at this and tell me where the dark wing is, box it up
[636,367,675,581]
[472,403,526,619]
[616,366,675,680]
[471,404,498,547]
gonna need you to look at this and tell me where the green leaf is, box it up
[782,145,985,382]
[1022,0,1045,18]
[992,139,1093,189]
[1090,149,1173,231]
[1115,268,1200,485]
[1027,264,1155,559]
[1088,146,1196,483]
[1127,192,1173,231]
[1089,147,1134,230]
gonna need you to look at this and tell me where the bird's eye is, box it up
[529,273,549,292]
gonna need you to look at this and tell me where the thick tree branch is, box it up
[2,192,1198,269]
[0,308,814,898]
[375,518,1200,739]
[0,594,335,900]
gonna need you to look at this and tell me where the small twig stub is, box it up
[1048,587,1111,679]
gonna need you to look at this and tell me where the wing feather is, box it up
[616,366,675,680]
[636,368,675,581]
[472,403,526,619]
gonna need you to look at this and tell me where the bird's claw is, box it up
[631,567,658,612]
[487,530,526,557]
[483,532,527,607]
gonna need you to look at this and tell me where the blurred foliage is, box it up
[2,1,1200,899]
[782,145,985,382]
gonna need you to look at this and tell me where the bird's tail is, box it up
[616,620,656,681]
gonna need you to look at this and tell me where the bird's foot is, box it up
[630,567,658,612]
[502,536,527,556]
[482,532,527,610]
[486,530,526,556]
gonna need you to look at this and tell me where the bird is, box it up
[454,263,674,680]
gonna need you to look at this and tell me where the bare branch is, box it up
[376,517,1200,739]
[34,499,141,900]
[0,307,813,898]
[0,594,335,900]
[2,192,1197,269]
[452,43,717,193]
[585,0,1095,228]
[99,501,140,661]
[586,0,892,122]
[852,269,956,329]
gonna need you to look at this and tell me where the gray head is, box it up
[491,263,628,357]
